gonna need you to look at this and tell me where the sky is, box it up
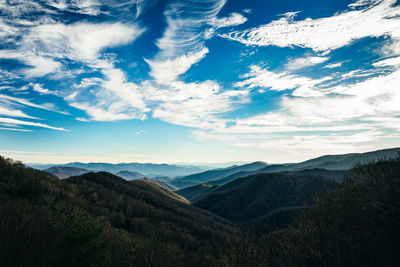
[0,0,400,164]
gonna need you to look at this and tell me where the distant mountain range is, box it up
[171,161,268,188]
[31,162,209,177]
[173,147,400,190]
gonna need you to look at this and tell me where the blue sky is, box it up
[1,0,400,164]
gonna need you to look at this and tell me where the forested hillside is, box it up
[0,157,234,267]
[194,172,336,224]
[1,156,399,266]
[225,157,400,266]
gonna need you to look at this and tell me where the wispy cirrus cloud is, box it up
[0,21,147,122]
[0,117,67,131]
[0,127,33,132]
[0,21,144,76]
[45,0,102,16]
[203,66,400,157]
[0,106,38,119]
[0,94,68,115]
[0,0,149,123]
[221,0,400,53]
[205,12,247,38]
[235,65,328,96]
[143,0,249,130]
[184,0,400,158]
[146,48,210,85]
[70,67,149,121]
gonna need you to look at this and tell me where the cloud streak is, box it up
[221,0,400,53]
[0,118,68,131]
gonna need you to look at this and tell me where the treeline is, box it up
[1,156,399,266]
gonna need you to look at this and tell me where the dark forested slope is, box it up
[194,172,337,224]
[0,157,235,267]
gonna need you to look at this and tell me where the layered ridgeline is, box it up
[31,162,208,178]
[1,155,399,266]
[171,161,268,188]
[174,148,400,201]
[0,157,235,267]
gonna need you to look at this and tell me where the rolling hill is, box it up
[43,166,90,179]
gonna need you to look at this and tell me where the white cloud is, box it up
[208,12,247,28]
[324,62,343,69]
[0,106,38,119]
[135,129,146,136]
[221,0,400,52]
[146,48,209,84]
[0,19,147,122]
[100,68,148,111]
[0,0,55,17]
[23,56,62,77]
[155,0,225,59]
[0,51,62,78]
[235,65,328,96]
[69,68,148,121]
[234,66,400,131]
[46,0,101,15]
[205,12,247,39]
[0,93,67,114]
[141,0,251,130]
[0,18,18,39]
[0,22,144,79]
[372,56,400,67]
[380,38,400,56]
[285,56,329,70]
[143,79,248,130]
[70,102,143,121]
[348,0,381,8]
[73,77,103,88]
[32,83,51,94]
[24,22,144,62]
[0,117,67,131]
[0,127,33,132]
[192,58,400,159]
